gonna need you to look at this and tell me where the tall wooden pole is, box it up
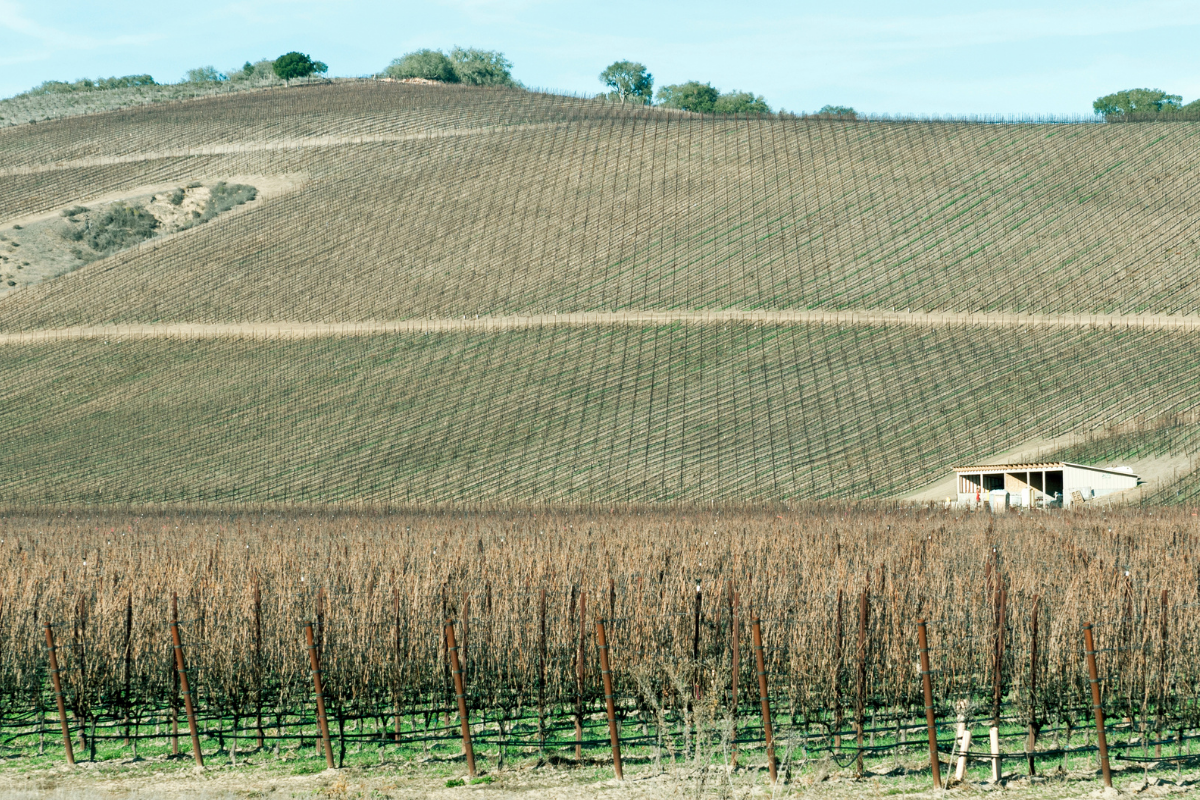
[445,620,476,778]
[918,620,941,789]
[171,595,204,767]
[44,624,74,766]
[596,620,623,780]
[752,616,777,784]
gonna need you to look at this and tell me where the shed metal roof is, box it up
[952,462,1138,479]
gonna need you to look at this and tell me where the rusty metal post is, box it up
[171,595,204,767]
[752,616,777,784]
[596,620,623,780]
[1028,594,1039,776]
[304,622,335,769]
[445,620,476,778]
[44,623,74,766]
[1084,624,1112,787]
[918,620,942,789]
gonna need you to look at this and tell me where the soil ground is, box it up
[2,310,1200,346]
[0,175,304,300]
[0,752,1189,800]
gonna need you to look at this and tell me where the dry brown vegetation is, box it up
[1,506,1199,773]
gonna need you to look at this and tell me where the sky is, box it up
[2,0,1199,116]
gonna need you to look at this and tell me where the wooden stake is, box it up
[596,619,623,780]
[1084,623,1112,788]
[445,619,476,778]
[44,623,74,766]
[752,616,777,784]
[171,594,204,767]
[918,620,942,789]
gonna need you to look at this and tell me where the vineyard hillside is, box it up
[2,81,1200,504]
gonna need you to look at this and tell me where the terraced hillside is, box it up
[2,81,1200,504]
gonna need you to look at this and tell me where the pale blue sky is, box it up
[2,0,1199,116]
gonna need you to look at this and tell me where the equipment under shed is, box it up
[953,461,1139,509]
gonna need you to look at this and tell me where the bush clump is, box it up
[19,75,156,97]
[62,203,159,262]
[206,182,256,216]
[385,50,458,83]
[383,47,515,86]
[177,182,257,230]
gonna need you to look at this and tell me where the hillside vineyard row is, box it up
[2,324,1200,505]
[2,84,1200,330]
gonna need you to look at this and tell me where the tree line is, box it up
[600,60,855,117]
[1093,88,1200,119]
[19,52,328,98]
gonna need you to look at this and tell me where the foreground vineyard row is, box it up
[1,509,1198,783]
[4,324,1200,504]
[5,308,1200,345]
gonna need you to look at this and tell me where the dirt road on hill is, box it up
[1,309,1199,344]
[0,123,565,177]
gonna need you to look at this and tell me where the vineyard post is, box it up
[595,619,623,780]
[538,587,547,756]
[693,583,702,700]
[123,593,133,747]
[1083,623,1112,788]
[171,594,204,767]
[1157,589,1167,759]
[304,622,335,770]
[730,583,739,768]
[751,615,777,784]
[834,588,843,753]
[1027,594,1039,776]
[444,619,476,778]
[393,586,402,743]
[918,620,941,789]
[315,590,326,759]
[991,587,1006,782]
[43,623,74,766]
[576,591,586,761]
[856,589,868,777]
[253,574,265,748]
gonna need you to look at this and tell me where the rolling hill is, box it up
[2,81,1199,505]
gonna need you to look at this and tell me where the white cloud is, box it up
[0,0,157,51]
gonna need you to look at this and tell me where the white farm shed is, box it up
[953,462,1139,508]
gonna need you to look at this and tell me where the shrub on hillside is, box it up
[19,75,156,97]
[712,90,770,114]
[817,104,857,119]
[385,50,459,83]
[62,203,159,261]
[1094,88,1182,118]
[599,61,653,105]
[273,52,328,82]
[185,66,226,83]
[656,82,770,114]
[450,47,515,86]
[177,182,258,230]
